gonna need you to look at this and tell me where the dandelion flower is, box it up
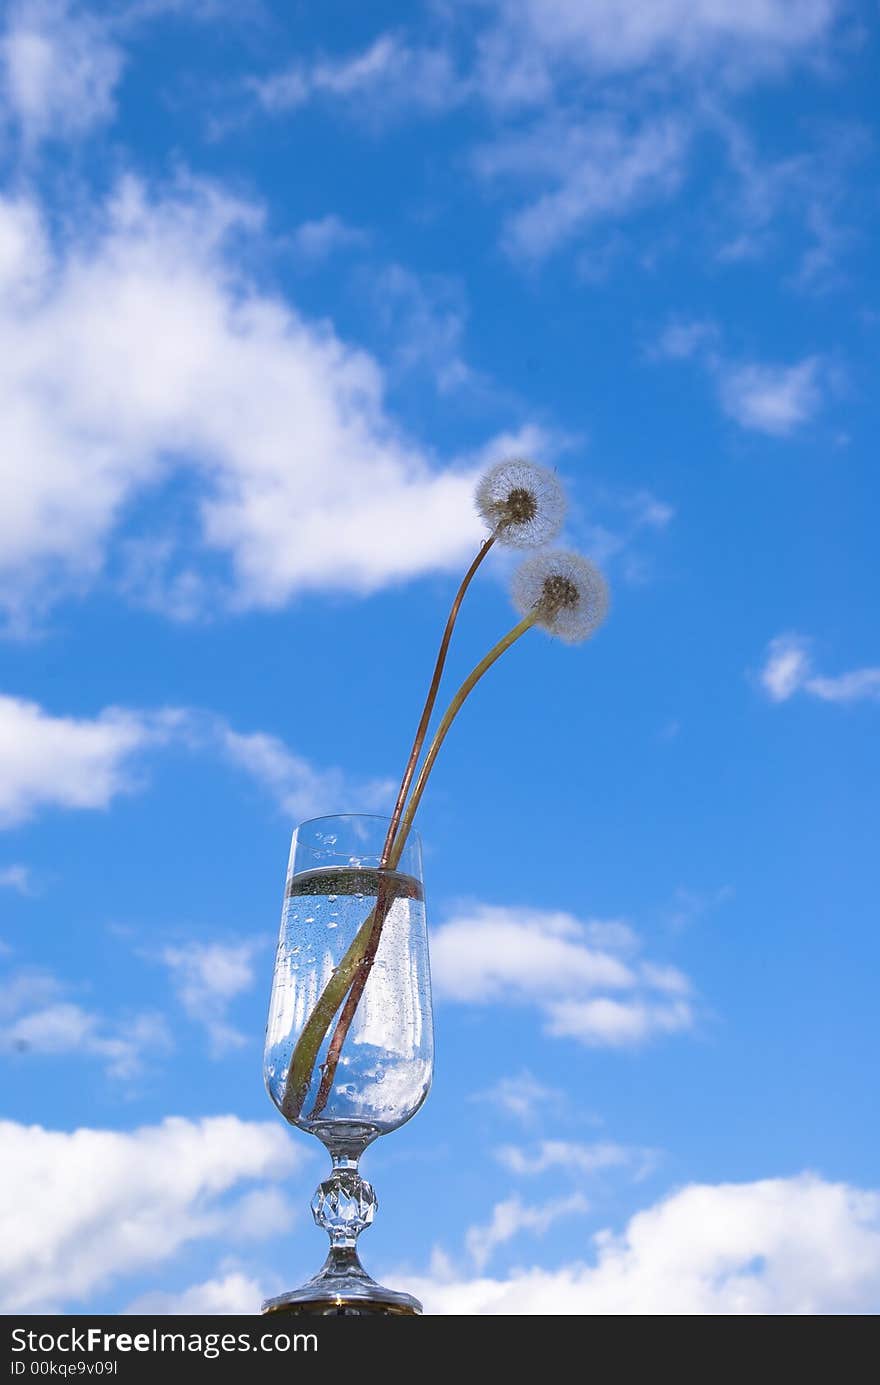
[475,459,566,548]
[512,549,609,644]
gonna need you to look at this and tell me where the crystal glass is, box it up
[263,814,433,1315]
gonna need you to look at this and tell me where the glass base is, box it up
[262,1249,422,1317]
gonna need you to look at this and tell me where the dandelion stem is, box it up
[387,609,539,860]
[278,905,378,1123]
[308,608,539,1118]
[378,534,496,869]
[281,533,494,1121]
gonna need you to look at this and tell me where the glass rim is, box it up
[293,813,422,848]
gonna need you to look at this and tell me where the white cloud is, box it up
[667,884,735,933]
[413,1173,880,1314]
[3,1003,168,1078]
[125,1269,265,1315]
[571,486,675,583]
[476,0,839,90]
[718,356,826,436]
[806,669,880,703]
[0,863,33,894]
[472,1070,566,1124]
[290,214,368,262]
[477,115,690,260]
[0,692,396,830]
[545,995,693,1046]
[0,0,124,147]
[251,34,462,118]
[710,113,865,283]
[759,634,814,701]
[0,967,170,1078]
[215,724,394,820]
[496,1139,655,1180]
[653,323,831,438]
[157,939,263,1055]
[465,1193,590,1272]
[0,174,507,627]
[432,906,634,1001]
[0,1115,300,1312]
[759,635,880,705]
[248,3,840,128]
[651,319,719,361]
[0,693,159,828]
[361,263,473,392]
[431,904,695,1048]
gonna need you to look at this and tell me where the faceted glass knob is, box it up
[310,1167,377,1247]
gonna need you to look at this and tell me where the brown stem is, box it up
[379,533,495,868]
[307,534,496,1119]
[308,609,538,1119]
[311,873,394,1116]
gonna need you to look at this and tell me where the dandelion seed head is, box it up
[475,459,566,548]
[512,549,609,644]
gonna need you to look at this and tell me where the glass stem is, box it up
[311,1153,377,1267]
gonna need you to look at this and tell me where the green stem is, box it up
[279,902,378,1123]
[302,608,539,1119]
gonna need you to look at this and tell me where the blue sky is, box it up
[1,0,878,1315]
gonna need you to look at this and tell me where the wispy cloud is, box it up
[717,357,826,437]
[125,1269,265,1316]
[431,904,696,1048]
[709,110,869,288]
[651,319,719,361]
[214,723,394,820]
[359,262,473,392]
[653,321,831,437]
[471,1070,567,1125]
[666,885,735,935]
[476,114,690,261]
[0,864,34,895]
[156,939,264,1055]
[249,34,463,119]
[0,0,124,148]
[464,1192,590,1272]
[0,693,393,830]
[0,967,170,1078]
[246,2,842,128]
[495,1139,657,1181]
[237,4,849,272]
[473,0,841,95]
[290,214,368,262]
[570,485,675,584]
[759,634,814,702]
[759,635,880,705]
